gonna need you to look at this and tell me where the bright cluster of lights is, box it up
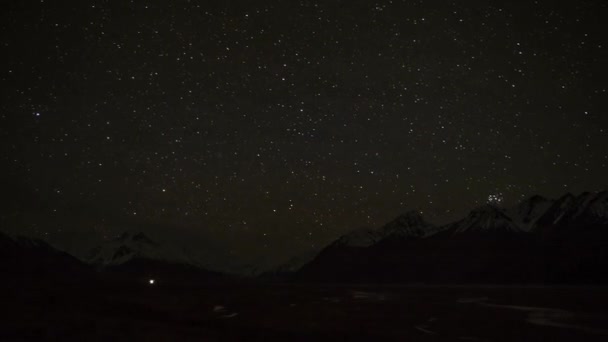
[487,193,503,205]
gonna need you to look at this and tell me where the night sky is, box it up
[2,1,607,269]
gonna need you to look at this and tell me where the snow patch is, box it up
[87,232,198,267]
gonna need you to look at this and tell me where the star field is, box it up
[1,0,607,268]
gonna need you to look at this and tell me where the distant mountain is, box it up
[335,211,436,248]
[297,191,608,284]
[0,231,91,286]
[378,211,438,240]
[333,226,378,247]
[506,195,553,231]
[87,232,198,267]
[444,205,522,235]
[260,249,320,279]
[274,251,318,274]
[297,211,440,282]
[86,232,222,284]
[534,193,577,232]
[535,192,608,233]
[5,190,607,285]
[578,191,608,225]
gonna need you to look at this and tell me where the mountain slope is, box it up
[335,211,436,248]
[379,211,438,239]
[297,211,438,281]
[535,192,608,233]
[444,205,522,235]
[297,191,608,284]
[506,195,553,231]
[86,232,223,284]
[87,232,198,267]
[0,231,91,285]
[578,191,608,225]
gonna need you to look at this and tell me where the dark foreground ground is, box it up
[3,280,608,341]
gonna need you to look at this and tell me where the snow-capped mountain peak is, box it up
[450,204,522,234]
[87,232,196,267]
[567,191,608,225]
[379,210,435,239]
[336,211,434,247]
[584,191,608,221]
[506,195,553,231]
[533,192,598,228]
[335,226,379,247]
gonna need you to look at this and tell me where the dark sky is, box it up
[2,0,607,269]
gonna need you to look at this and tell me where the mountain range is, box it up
[87,232,201,267]
[297,191,608,283]
[2,191,607,285]
[0,230,223,287]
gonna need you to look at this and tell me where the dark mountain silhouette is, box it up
[3,191,607,286]
[0,231,92,287]
[441,204,523,235]
[506,194,553,231]
[87,232,224,285]
[535,191,608,234]
[297,191,608,284]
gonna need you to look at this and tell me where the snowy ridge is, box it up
[87,232,198,267]
[337,211,435,247]
[572,192,598,218]
[506,195,553,231]
[335,226,380,247]
[563,191,608,225]
[538,193,576,226]
[533,191,608,229]
[581,191,608,223]
[321,192,608,252]
[453,192,608,234]
[449,205,522,234]
[298,191,608,284]
[380,211,436,238]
